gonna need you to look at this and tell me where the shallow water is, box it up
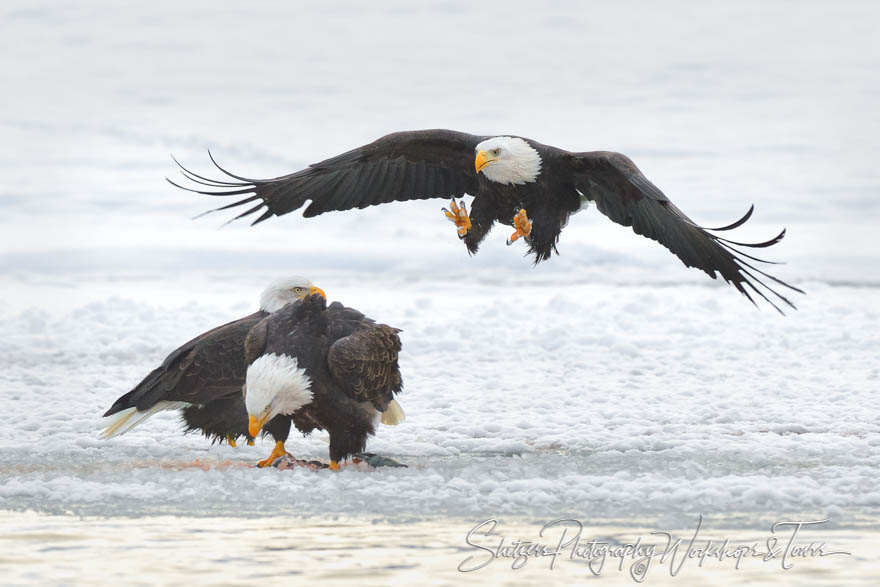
[1,512,877,586]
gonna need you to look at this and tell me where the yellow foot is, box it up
[256,440,291,468]
[246,438,255,446]
[506,208,532,245]
[328,460,341,471]
[226,435,237,448]
[442,199,472,238]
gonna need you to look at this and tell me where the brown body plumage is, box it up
[244,295,404,466]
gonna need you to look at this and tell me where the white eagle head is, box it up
[259,275,326,313]
[245,353,314,438]
[474,136,542,186]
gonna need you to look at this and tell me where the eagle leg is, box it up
[506,208,532,245]
[225,435,237,448]
[256,440,292,468]
[329,460,341,471]
[442,199,472,238]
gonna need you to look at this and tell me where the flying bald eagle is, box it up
[172,129,802,313]
[244,293,404,470]
[101,276,331,467]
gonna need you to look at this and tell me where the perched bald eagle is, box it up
[172,129,802,313]
[244,294,404,470]
[101,276,329,467]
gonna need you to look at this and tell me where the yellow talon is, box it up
[329,460,340,471]
[442,199,472,237]
[256,440,290,468]
[226,435,237,448]
[246,438,255,446]
[507,208,532,244]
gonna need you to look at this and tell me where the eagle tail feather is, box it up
[380,400,406,426]
[100,401,190,439]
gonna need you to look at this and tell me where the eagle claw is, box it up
[256,440,292,468]
[443,199,472,238]
[506,208,532,245]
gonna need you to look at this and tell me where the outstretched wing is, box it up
[327,324,402,410]
[103,312,264,416]
[567,151,803,313]
[170,129,486,225]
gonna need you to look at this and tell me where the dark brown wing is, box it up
[567,151,803,313]
[103,311,266,416]
[327,324,402,410]
[243,318,269,366]
[170,129,486,225]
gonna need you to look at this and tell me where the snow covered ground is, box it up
[1,0,879,583]
[2,272,879,526]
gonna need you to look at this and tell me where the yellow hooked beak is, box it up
[475,150,496,173]
[309,286,326,299]
[249,414,268,437]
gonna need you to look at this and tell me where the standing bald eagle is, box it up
[101,276,328,467]
[243,294,404,470]
[172,129,802,313]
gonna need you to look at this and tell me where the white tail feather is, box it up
[380,399,405,426]
[100,401,190,439]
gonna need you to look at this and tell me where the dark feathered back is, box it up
[104,311,266,417]
[246,297,403,411]
[245,295,328,365]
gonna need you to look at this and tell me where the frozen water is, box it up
[1,0,879,535]
[1,274,878,526]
